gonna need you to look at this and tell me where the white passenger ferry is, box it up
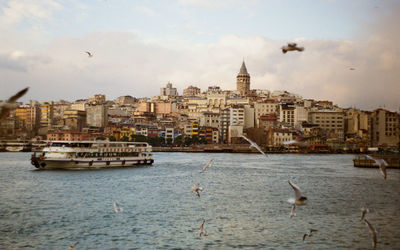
[31,141,153,169]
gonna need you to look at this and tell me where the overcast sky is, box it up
[0,0,399,111]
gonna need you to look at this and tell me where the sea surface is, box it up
[0,152,399,249]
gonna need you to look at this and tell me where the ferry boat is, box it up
[31,141,154,169]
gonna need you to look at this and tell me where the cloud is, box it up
[0,0,62,25]
[134,6,156,16]
[0,1,399,111]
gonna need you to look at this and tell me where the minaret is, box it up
[236,60,250,96]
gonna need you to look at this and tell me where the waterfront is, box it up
[1,152,399,249]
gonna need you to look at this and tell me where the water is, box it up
[1,152,399,249]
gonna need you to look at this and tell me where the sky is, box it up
[0,0,399,111]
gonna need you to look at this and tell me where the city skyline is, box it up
[1,0,400,111]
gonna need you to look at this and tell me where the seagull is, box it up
[191,183,203,197]
[288,180,307,205]
[113,202,123,212]
[241,135,267,157]
[365,155,388,180]
[201,159,213,173]
[302,229,318,242]
[349,67,356,70]
[199,219,208,237]
[364,219,377,249]
[360,207,369,221]
[281,42,304,54]
[69,242,79,250]
[85,51,93,57]
[0,87,29,120]
[289,204,296,218]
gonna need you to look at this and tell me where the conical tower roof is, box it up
[238,60,249,75]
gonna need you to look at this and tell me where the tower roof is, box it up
[239,61,249,75]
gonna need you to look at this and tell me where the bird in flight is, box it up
[302,229,318,242]
[289,204,296,218]
[0,87,29,120]
[364,219,377,249]
[85,51,93,57]
[201,159,213,173]
[365,155,388,180]
[191,183,203,197]
[360,207,369,221]
[288,180,307,206]
[113,202,123,212]
[349,67,356,70]
[241,135,267,157]
[69,241,79,250]
[199,219,208,237]
[281,42,304,53]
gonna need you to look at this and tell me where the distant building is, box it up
[369,109,399,147]
[40,102,54,128]
[160,82,178,96]
[308,110,345,141]
[236,61,250,96]
[88,94,106,104]
[86,104,108,128]
[115,95,137,105]
[183,85,201,97]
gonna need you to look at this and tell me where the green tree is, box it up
[121,136,129,142]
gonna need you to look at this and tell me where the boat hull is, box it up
[32,157,154,169]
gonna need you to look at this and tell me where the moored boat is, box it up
[353,153,400,168]
[31,141,154,169]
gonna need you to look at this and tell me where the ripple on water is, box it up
[0,152,399,249]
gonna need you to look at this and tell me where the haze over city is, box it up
[1,0,399,111]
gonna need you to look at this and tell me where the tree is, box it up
[174,135,184,146]
[121,136,129,142]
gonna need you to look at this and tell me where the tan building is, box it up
[86,104,108,128]
[88,94,106,104]
[63,110,87,130]
[254,100,278,126]
[155,101,177,115]
[183,85,201,97]
[236,61,250,96]
[15,103,41,134]
[279,103,295,126]
[40,102,54,127]
[308,110,345,141]
[369,109,399,147]
[272,128,294,146]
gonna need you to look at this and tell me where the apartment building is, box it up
[308,110,345,141]
[370,109,399,147]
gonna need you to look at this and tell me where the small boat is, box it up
[31,140,154,169]
[353,153,400,168]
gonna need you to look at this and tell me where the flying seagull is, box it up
[191,183,203,197]
[288,180,307,206]
[85,51,93,57]
[349,67,356,70]
[199,219,208,237]
[281,42,304,53]
[289,204,296,218]
[365,155,388,180]
[364,219,377,249]
[113,202,123,212]
[241,135,267,157]
[360,207,369,221]
[201,159,213,173]
[69,242,79,250]
[0,87,29,120]
[302,229,318,242]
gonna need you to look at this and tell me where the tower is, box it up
[236,60,250,96]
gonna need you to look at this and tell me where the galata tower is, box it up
[236,60,250,96]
